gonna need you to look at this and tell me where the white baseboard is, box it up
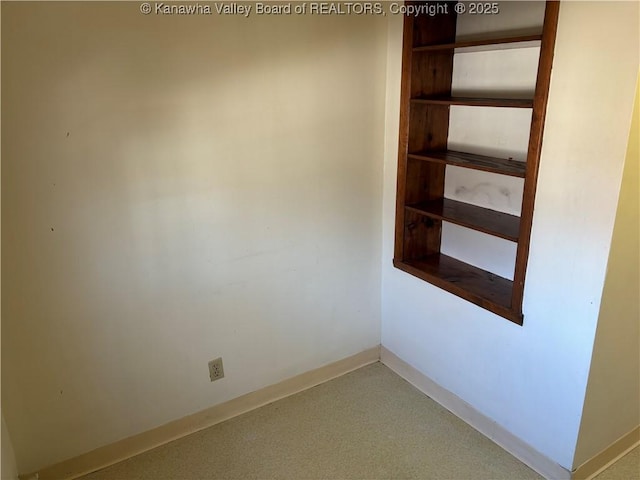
[380,346,572,480]
[24,344,633,480]
[23,346,380,480]
[572,426,640,480]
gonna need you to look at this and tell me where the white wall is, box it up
[573,77,640,469]
[1,3,386,473]
[381,1,639,470]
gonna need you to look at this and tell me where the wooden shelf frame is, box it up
[413,34,542,53]
[405,198,520,242]
[394,256,520,323]
[411,96,533,108]
[393,1,560,325]
[407,150,526,178]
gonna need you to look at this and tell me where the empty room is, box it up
[1,1,638,479]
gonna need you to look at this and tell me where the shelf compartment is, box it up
[393,254,522,324]
[413,34,542,53]
[405,199,520,242]
[408,150,526,178]
[411,96,533,108]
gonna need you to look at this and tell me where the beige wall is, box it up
[1,2,386,473]
[1,414,18,480]
[573,75,640,469]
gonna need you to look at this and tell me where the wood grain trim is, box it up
[393,16,415,261]
[412,34,542,52]
[407,150,526,178]
[394,258,522,324]
[411,96,533,108]
[511,1,561,316]
[405,199,520,242]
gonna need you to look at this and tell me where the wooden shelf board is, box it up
[408,150,526,178]
[411,96,533,108]
[393,255,523,324]
[413,34,542,53]
[405,199,520,242]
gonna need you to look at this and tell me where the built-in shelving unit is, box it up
[394,1,560,324]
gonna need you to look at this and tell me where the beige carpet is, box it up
[80,363,638,480]
[594,446,639,480]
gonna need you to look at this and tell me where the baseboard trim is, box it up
[572,426,640,480]
[380,346,572,480]
[24,346,381,480]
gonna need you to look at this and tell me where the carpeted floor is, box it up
[594,446,639,480]
[80,363,638,480]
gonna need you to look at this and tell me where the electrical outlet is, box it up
[208,357,224,382]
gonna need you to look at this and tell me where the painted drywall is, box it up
[572,76,640,469]
[381,1,639,470]
[1,3,385,473]
[1,414,18,480]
